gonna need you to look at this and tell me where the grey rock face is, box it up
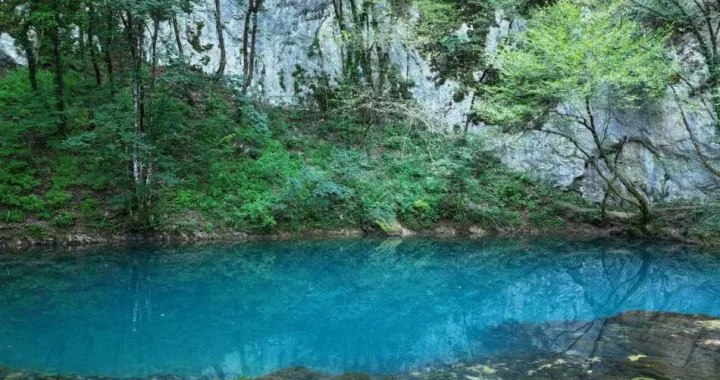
[162,0,470,125]
[0,34,22,74]
[486,94,720,203]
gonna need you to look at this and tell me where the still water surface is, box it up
[0,238,719,378]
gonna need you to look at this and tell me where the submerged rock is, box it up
[440,310,720,379]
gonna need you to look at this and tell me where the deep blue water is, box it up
[0,238,719,378]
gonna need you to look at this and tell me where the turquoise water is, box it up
[0,238,719,378]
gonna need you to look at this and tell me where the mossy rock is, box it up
[375,220,403,236]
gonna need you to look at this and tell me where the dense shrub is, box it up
[0,63,577,236]
[686,204,720,241]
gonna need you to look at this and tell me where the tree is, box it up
[629,0,720,175]
[214,0,226,75]
[480,0,672,222]
[670,83,720,177]
[630,0,720,136]
[0,0,40,91]
[120,1,147,190]
[172,15,184,57]
[409,0,558,137]
[50,0,67,135]
[242,0,263,92]
[86,1,103,86]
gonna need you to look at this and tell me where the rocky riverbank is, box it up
[2,310,719,379]
[0,220,625,251]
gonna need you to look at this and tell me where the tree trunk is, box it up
[348,0,360,24]
[246,5,260,92]
[242,0,262,93]
[171,17,194,106]
[372,7,388,93]
[146,17,160,186]
[583,98,652,222]
[88,3,102,86]
[150,18,160,87]
[242,1,253,85]
[126,11,145,186]
[80,29,89,84]
[214,0,226,75]
[51,0,67,135]
[331,0,349,74]
[104,5,115,91]
[331,0,344,30]
[340,0,360,81]
[671,85,720,177]
[79,26,97,126]
[172,16,184,57]
[20,22,38,92]
[359,2,373,87]
[708,62,720,134]
[463,94,476,137]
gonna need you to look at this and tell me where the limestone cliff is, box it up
[165,0,720,203]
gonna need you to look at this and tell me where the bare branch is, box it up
[670,84,720,176]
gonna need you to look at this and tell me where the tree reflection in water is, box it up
[0,238,718,378]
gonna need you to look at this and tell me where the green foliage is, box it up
[487,0,558,16]
[412,0,491,85]
[80,197,102,221]
[51,157,80,189]
[144,97,575,235]
[481,0,672,128]
[44,189,72,208]
[529,208,566,229]
[51,212,75,228]
[2,210,23,223]
[686,203,720,241]
[629,0,720,137]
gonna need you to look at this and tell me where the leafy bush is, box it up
[52,213,76,228]
[44,189,72,208]
[2,210,23,223]
[80,197,102,221]
[529,209,565,229]
[173,189,198,210]
[686,203,720,241]
[0,61,579,236]
[236,194,279,230]
[18,195,45,212]
[51,157,80,189]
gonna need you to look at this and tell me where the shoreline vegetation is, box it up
[0,217,708,251]
[1,310,718,379]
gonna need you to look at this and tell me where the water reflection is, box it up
[478,310,720,379]
[0,238,718,378]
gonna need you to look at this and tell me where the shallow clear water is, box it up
[0,238,719,378]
